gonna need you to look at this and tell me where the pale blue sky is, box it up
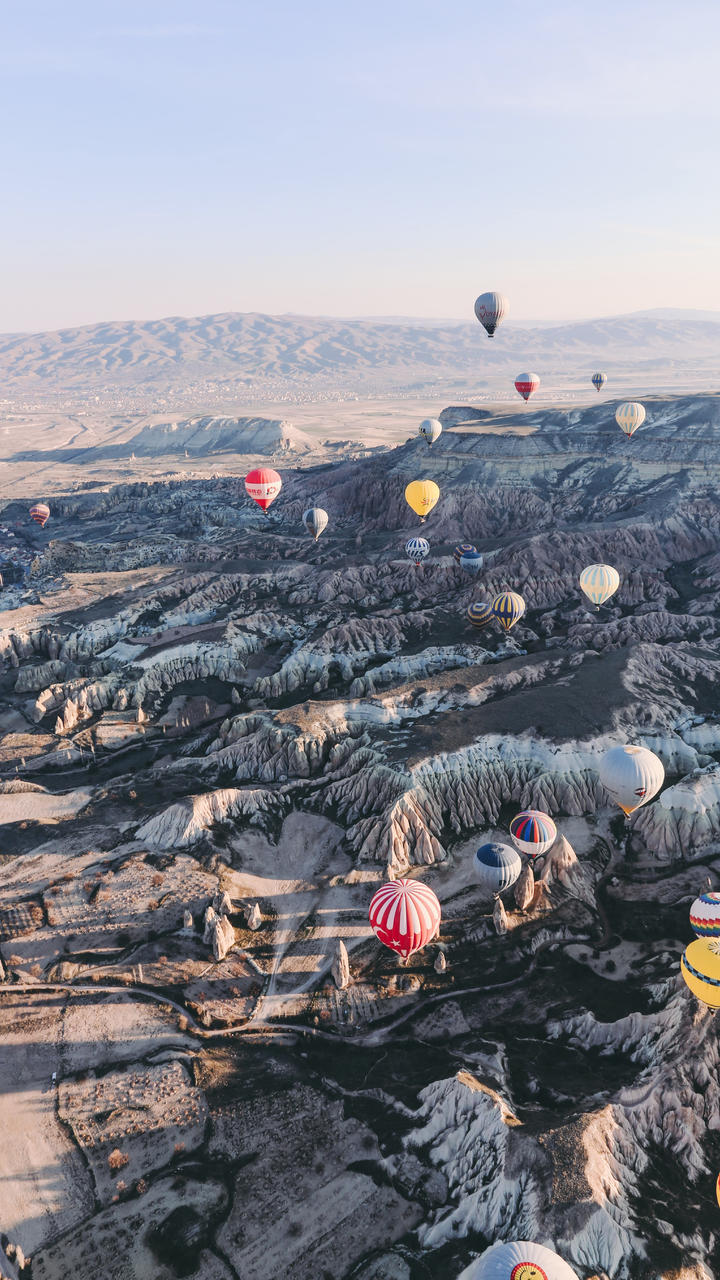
[0,0,718,330]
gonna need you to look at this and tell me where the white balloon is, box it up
[615,402,646,437]
[457,1240,580,1280]
[419,418,442,445]
[474,291,509,337]
[598,744,664,815]
[579,563,620,607]
[302,507,328,541]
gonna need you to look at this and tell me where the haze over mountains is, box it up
[1,308,718,404]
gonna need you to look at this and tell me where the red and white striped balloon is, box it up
[369,879,441,959]
[244,467,282,511]
[514,373,540,402]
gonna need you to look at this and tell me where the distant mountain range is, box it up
[0,309,717,400]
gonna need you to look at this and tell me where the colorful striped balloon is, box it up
[29,503,50,528]
[474,842,522,896]
[690,892,720,939]
[369,879,441,959]
[510,810,557,858]
[405,536,430,565]
[579,563,620,608]
[514,372,540,402]
[454,543,477,564]
[591,371,607,392]
[615,402,646,437]
[467,600,494,630]
[492,590,526,632]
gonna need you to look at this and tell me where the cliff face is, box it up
[5,396,720,1277]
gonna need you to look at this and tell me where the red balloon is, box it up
[514,372,540,402]
[369,879,441,959]
[245,468,282,511]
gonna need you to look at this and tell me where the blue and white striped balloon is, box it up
[474,842,522,896]
[615,401,646,437]
[405,536,430,565]
[579,563,620,608]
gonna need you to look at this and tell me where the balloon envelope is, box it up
[514,373,540,402]
[492,591,526,632]
[406,536,430,565]
[302,507,328,540]
[467,600,494,630]
[29,503,50,528]
[405,480,440,521]
[615,402,646,437]
[419,418,442,445]
[474,291,509,338]
[510,810,557,858]
[591,371,607,391]
[459,550,484,578]
[579,564,620,607]
[598,744,664,815]
[690,891,720,939]
[369,879,441,959]
[454,543,477,564]
[474,842,522,896]
[457,1239,580,1280]
[245,468,282,511]
[681,938,720,1010]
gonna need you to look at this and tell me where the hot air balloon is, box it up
[467,600,494,630]
[579,564,620,609]
[716,1171,720,1208]
[245,468,282,512]
[406,536,430,566]
[29,503,50,528]
[457,1239,580,1280]
[690,891,720,939]
[681,938,720,1010]
[474,842,522,897]
[405,480,439,523]
[514,373,540,403]
[510,810,557,859]
[598,744,664,816]
[454,543,477,564]
[492,591,526,632]
[459,549,484,578]
[368,879,441,960]
[474,291,508,338]
[302,507,328,541]
[591,371,607,392]
[615,402,646,438]
[419,418,442,446]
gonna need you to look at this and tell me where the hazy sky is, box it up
[1,0,718,331]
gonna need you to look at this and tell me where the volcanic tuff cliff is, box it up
[3,395,720,1277]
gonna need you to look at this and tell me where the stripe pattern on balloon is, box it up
[368,879,441,959]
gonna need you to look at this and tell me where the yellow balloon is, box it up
[680,938,720,1009]
[405,480,440,522]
